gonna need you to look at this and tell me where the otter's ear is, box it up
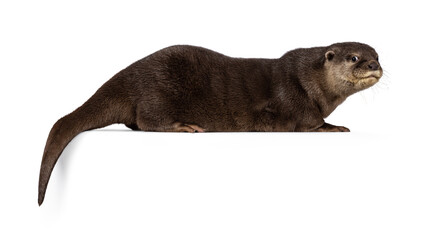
[325,51,335,61]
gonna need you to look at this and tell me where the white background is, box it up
[1,0,425,239]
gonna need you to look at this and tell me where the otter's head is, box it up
[323,42,383,95]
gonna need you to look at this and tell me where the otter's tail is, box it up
[38,82,134,206]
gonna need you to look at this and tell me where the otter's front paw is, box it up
[316,123,350,132]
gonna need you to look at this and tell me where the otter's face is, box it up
[324,43,383,94]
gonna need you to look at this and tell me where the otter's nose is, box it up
[368,61,380,71]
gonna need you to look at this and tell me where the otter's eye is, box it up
[351,56,359,62]
[376,56,379,62]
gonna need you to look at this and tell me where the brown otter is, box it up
[38,42,383,205]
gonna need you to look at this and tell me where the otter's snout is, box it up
[368,61,380,71]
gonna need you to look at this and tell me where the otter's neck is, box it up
[273,48,348,118]
[300,67,347,118]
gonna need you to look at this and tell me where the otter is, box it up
[38,42,383,205]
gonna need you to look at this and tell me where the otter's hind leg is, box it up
[134,106,205,132]
[134,96,206,132]
[315,123,350,132]
[125,123,140,131]
[168,122,205,133]
[137,120,205,133]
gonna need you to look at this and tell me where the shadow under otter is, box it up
[38,42,383,205]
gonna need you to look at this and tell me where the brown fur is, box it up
[38,42,383,205]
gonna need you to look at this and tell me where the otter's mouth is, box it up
[357,76,379,87]
[357,69,383,79]
[359,75,380,82]
[343,70,382,90]
[353,70,383,89]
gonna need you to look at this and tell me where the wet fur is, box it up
[38,42,382,205]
